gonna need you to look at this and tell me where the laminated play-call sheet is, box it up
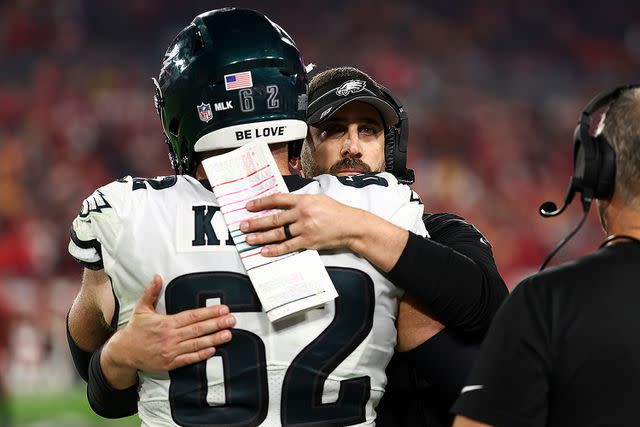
[201,140,337,321]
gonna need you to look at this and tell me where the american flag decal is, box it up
[224,71,253,91]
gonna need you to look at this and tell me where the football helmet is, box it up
[154,8,308,175]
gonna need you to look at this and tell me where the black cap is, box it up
[306,75,400,127]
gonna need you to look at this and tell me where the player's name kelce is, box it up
[236,125,286,140]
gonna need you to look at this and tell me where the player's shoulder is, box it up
[106,175,188,197]
[77,177,131,220]
[314,172,416,198]
[424,212,492,246]
[424,212,470,229]
[81,175,205,213]
[69,174,205,267]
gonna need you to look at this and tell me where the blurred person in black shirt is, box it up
[453,85,640,427]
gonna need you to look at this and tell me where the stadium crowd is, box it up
[1,0,639,394]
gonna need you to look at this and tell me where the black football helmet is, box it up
[154,8,309,175]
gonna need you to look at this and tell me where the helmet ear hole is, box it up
[168,118,180,137]
[193,29,205,51]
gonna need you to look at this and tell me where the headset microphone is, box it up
[539,173,598,272]
[539,201,557,215]
[539,178,577,218]
[539,176,593,271]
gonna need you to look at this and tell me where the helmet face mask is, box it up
[155,8,308,175]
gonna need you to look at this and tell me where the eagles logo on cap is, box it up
[335,80,366,96]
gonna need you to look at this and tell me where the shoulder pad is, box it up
[68,178,133,269]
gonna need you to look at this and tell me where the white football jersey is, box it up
[69,173,426,427]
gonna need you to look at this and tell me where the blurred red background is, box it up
[0,0,638,399]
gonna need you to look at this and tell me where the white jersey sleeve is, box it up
[68,177,133,270]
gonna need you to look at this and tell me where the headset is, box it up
[539,83,640,269]
[538,86,632,218]
[378,84,415,185]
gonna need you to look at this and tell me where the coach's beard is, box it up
[327,157,373,176]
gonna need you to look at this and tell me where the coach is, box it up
[452,84,640,426]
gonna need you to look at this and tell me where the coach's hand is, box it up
[101,275,235,389]
[241,193,363,256]
[242,193,408,272]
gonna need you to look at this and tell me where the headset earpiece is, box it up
[569,84,632,203]
[377,85,415,185]
[539,83,638,270]
[572,124,585,177]
[384,127,398,173]
[571,121,592,200]
[594,134,616,199]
